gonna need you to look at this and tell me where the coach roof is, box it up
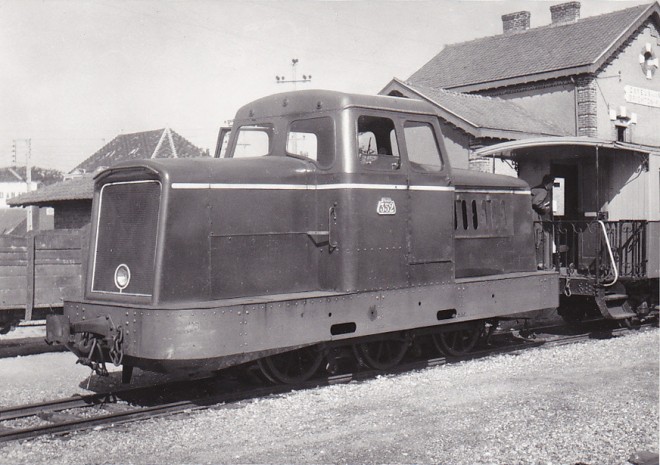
[233,89,438,121]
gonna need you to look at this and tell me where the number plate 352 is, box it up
[377,197,396,215]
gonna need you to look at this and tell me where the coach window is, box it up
[286,117,334,168]
[357,115,400,171]
[404,121,443,172]
[230,124,274,158]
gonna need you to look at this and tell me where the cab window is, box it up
[215,127,231,158]
[357,115,400,171]
[229,124,273,158]
[286,117,334,167]
[404,121,443,172]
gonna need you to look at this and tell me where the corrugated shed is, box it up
[7,175,94,207]
[408,3,656,90]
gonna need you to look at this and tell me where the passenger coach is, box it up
[47,90,557,383]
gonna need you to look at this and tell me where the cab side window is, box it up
[286,117,335,168]
[357,115,400,171]
[231,124,274,158]
[404,121,443,172]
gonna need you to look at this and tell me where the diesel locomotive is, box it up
[46,90,558,383]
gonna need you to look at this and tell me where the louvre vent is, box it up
[92,180,161,296]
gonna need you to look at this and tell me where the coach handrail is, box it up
[598,220,618,288]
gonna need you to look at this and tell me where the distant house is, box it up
[9,128,208,229]
[74,127,208,174]
[0,166,63,233]
[0,166,63,208]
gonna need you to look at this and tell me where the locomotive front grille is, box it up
[91,180,161,297]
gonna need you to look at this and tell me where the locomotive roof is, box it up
[233,89,438,120]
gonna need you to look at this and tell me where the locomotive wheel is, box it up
[432,323,482,357]
[354,337,408,370]
[257,346,324,384]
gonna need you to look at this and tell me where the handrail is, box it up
[598,220,618,287]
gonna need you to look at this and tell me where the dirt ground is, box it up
[0,326,657,465]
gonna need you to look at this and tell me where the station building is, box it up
[381,1,659,307]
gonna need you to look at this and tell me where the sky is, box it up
[0,0,653,173]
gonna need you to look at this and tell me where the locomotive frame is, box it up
[47,90,558,382]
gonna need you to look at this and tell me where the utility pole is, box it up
[26,139,34,232]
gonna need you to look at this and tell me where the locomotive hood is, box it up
[94,156,316,187]
[451,168,530,191]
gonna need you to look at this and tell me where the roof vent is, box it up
[550,2,580,24]
[502,11,531,34]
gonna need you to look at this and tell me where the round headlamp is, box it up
[114,264,131,291]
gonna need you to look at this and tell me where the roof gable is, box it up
[408,3,658,91]
[381,79,571,139]
[74,128,208,174]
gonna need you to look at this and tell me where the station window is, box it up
[230,124,274,158]
[404,121,443,172]
[357,115,400,170]
[286,117,334,167]
[616,125,628,142]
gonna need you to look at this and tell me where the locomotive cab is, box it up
[47,90,557,379]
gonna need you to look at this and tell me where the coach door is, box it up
[401,119,454,285]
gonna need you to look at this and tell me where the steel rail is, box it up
[0,322,654,443]
[0,337,66,359]
[0,373,222,422]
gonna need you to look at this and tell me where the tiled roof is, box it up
[11,128,209,207]
[384,79,571,138]
[408,3,657,90]
[7,174,94,207]
[74,128,208,174]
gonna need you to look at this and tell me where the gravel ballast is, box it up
[0,328,657,465]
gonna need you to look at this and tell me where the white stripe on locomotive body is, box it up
[171,182,529,195]
[455,188,532,195]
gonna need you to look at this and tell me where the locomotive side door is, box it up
[400,118,455,285]
[350,112,411,291]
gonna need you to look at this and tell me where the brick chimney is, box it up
[550,2,581,24]
[502,11,531,34]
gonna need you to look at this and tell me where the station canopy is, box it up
[474,136,658,161]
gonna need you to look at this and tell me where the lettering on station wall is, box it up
[624,85,660,108]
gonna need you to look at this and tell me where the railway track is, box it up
[0,322,65,359]
[0,336,65,359]
[0,321,654,444]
